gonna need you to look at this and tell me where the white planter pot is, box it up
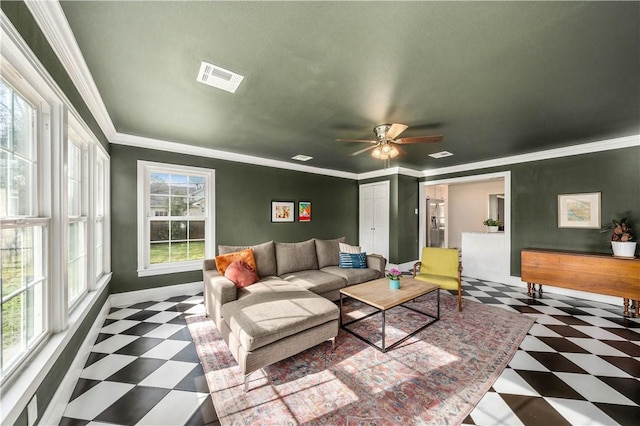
[611,241,637,258]
[487,226,499,233]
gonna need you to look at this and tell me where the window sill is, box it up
[137,261,202,277]
[0,273,112,425]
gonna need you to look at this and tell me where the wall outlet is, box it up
[415,208,419,215]
[27,395,37,426]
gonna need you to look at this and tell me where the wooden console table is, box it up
[521,249,640,316]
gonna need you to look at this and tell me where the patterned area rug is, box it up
[187,293,535,425]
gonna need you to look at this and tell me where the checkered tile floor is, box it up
[60,279,639,425]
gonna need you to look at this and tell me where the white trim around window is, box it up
[137,161,215,277]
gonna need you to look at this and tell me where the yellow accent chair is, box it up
[412,247,463,312]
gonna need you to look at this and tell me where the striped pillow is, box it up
[339,252,367,269]
[339,242,361,254]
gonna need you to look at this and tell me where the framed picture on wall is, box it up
[271,201,294,222]
[298,201,311,222]
[557,192,601,228]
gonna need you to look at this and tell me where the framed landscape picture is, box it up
[557,192,601,228]
[271,201,294,222]
[298,201,311,222]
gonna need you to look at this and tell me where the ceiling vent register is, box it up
[197,61,244,93]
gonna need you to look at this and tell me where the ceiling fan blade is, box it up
[350,145,378,156]
[335,138,375,143]
[396,135,444,144]
[386,123,408,140]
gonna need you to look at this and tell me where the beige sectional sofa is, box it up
[202,237,386,387]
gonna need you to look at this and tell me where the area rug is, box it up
[187,293,535,425]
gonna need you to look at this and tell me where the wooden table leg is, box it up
[623,298,630,316]
[634,300,639,317]
[527,282,533,297]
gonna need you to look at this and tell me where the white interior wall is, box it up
[447,179,505,248]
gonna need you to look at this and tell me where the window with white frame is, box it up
[67,132,87,307]
[94,151,107,280]
[137,161,214,277]
[0,25,111,388]
[0,77,48,378]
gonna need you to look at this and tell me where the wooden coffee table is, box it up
[339,277,440,352]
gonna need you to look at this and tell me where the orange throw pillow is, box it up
[215,248,258,277]
[224,260,259,288]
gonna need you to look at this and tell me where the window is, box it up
[138,161,214,276]
[94,151,108,280]
[0,78,48,378]
[67,134,87,306]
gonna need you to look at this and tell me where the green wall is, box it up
[421,146,640,275]
[110,144,359,293]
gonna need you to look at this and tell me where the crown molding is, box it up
[111,133,359,180]
[24,0,117,140]
[421,134,640,177]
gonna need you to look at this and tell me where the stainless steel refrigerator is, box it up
[427,198,445,248]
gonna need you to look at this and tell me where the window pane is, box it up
[2,292,25,373]
[171,220,187,240]
[13,94,34,160]
[170,174,188,195]
[68,180,80,217]
[188,241,205,261]
[26,282,44,343]
[170,196,187,216]
[0,81,12,150]
[150,242,169,264]
[170,242,188,262]
[1,227,33,298]
[68,222,86,304]
[150,195,169,216]
[150,220,169,241]
[150,173,169,195]
[189,221,205,240]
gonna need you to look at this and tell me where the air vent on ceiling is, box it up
[196,61,244,93]
[429,151,454,159]
[291,154,313,162]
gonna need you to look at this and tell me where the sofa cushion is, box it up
[215,248,257,276]
[275,239,318,275]
[221,288,339,351]
[314,237,345,268]
[224,260,259,288]
[321,266,381,286]
[339,242,361,253]
[339,252,367,268]
[280,270,347,294]
[219,241,277,277]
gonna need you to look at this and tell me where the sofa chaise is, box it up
[203,237,386,388]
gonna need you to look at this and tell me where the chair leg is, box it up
[458,285,462,312]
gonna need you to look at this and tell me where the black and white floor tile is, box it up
[60,279,639,425]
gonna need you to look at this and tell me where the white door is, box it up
[359,181,389,259]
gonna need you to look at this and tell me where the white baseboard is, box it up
[465,274,624,307]
[40,300,112,426]
[110,281,203,307]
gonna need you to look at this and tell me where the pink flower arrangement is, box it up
[386,268,402,280]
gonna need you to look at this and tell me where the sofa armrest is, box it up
[366,254,387,278]
[203,258,217,271]
[203,267,237,330]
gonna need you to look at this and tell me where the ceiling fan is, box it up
[336,123,443,161]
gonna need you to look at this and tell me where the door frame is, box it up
[418,171,511,268]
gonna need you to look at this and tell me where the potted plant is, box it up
[386,268,402,289]
[483,218,500,233]
[604,218,636,258]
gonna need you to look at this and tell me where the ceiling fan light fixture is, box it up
[371,144,399,160]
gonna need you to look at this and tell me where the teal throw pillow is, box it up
[339,252,367,269]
